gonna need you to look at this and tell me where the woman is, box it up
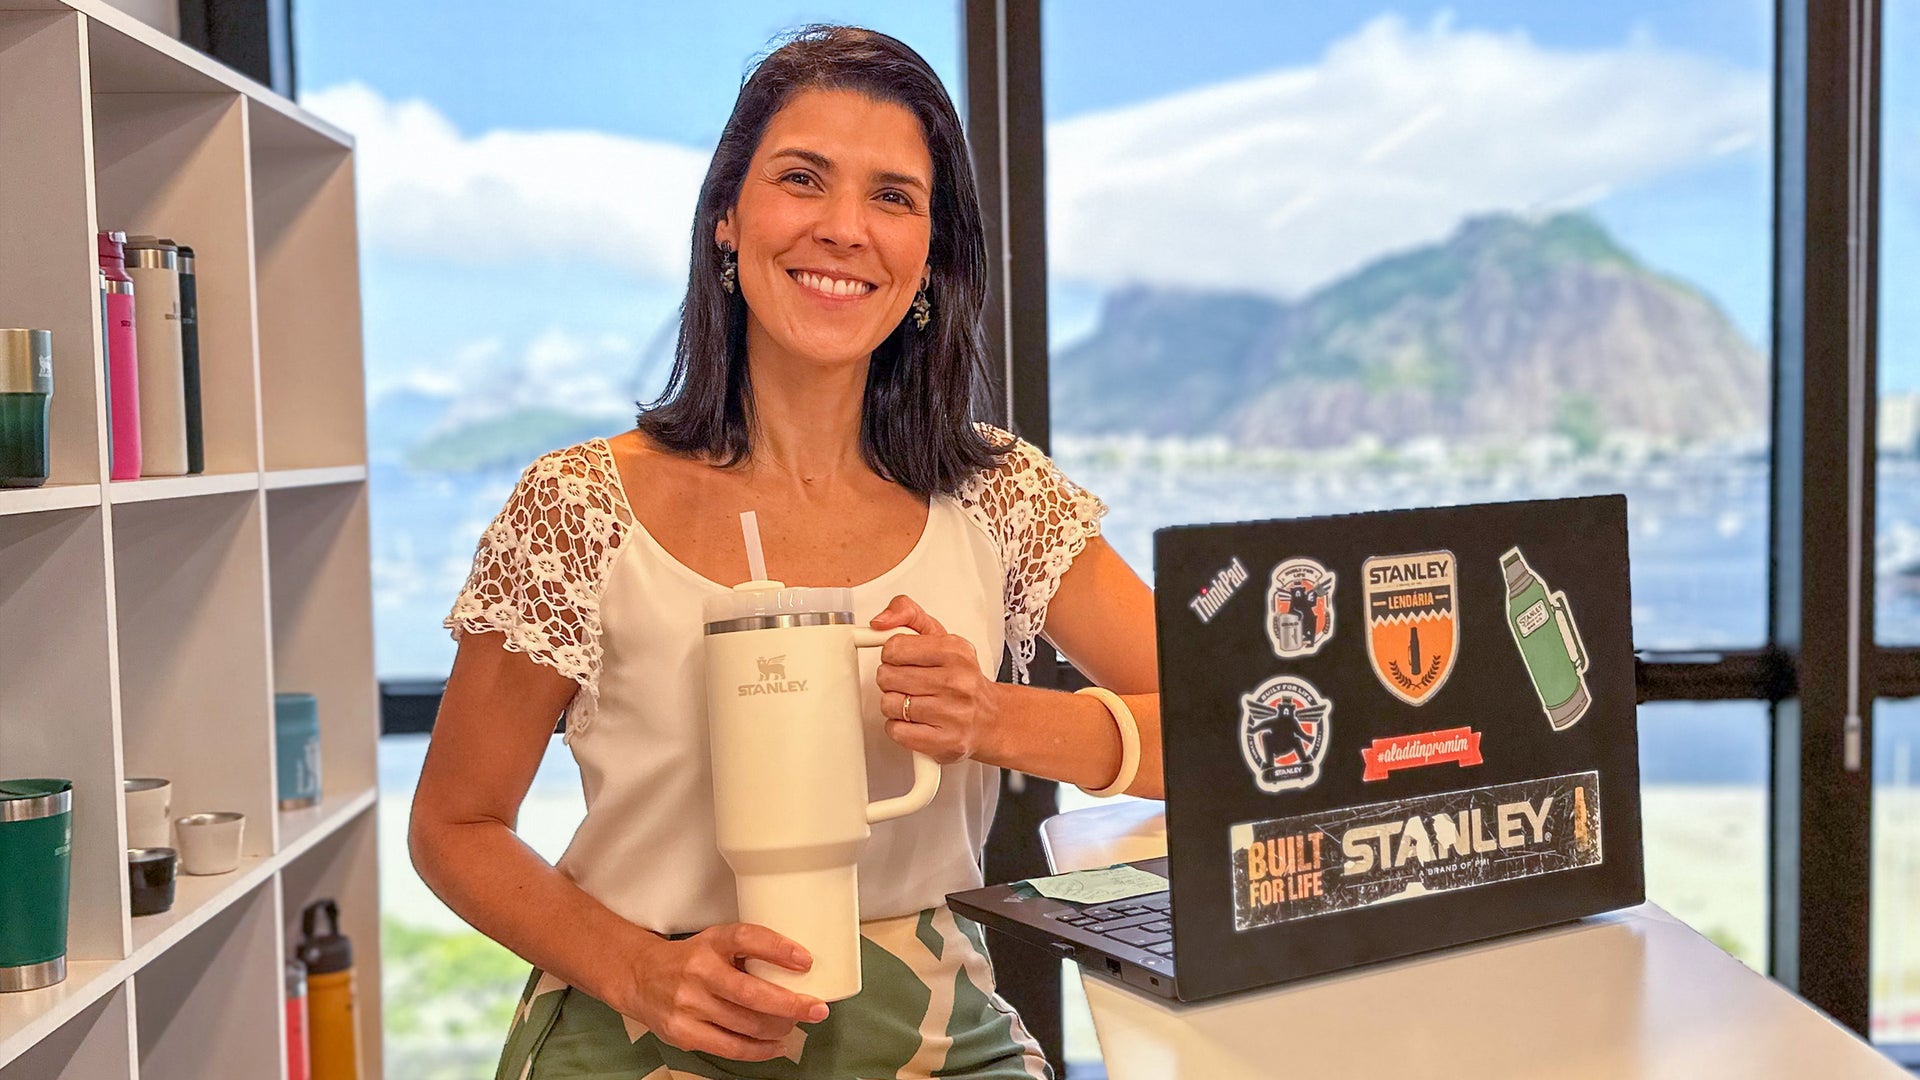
[417,24,1163,1080]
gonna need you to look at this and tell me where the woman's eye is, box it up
[879,190,914,208]
[782,171,816,187]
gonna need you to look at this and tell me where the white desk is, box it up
[1040,800,1907,1080]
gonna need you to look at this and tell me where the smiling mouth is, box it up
[789,269,877,298]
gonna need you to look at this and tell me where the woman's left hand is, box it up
[870,595,997,765]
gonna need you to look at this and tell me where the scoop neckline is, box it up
[590,436,940,594]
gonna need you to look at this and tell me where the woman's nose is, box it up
[811,189,869,249]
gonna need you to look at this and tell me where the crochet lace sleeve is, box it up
[443,440,634,741]
[955,424,1109,684]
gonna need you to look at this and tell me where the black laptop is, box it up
[949,495,1645,1002]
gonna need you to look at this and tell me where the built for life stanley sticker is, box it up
[1362,550,1458,706]
[1228,771,1603,931]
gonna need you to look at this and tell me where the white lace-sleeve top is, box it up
[442,425,1107,932]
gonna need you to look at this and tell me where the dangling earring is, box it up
[718,243,737,295]
[910,284,931,331]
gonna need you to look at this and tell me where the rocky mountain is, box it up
[1051,212,1768,450]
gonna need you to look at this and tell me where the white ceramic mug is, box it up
[123,778,172,850]
[705,582,942,1002]
[173,812,244,875]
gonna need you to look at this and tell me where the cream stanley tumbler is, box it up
[704,581,942,1001]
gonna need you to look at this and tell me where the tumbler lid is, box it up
[703,581,854,635]
[0,330,52,394]
[122,235,178,269]
[0,779,73,822]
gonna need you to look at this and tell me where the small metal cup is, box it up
[128,846,178,916]
[174,812,245,875]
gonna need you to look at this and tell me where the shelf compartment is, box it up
[104,470,255,503]
[89,85,259,476]
[110,490,276,858]
[276,785,375,863]
[0,978,134,1080]
[0,11,105,488]
[267,482,377,803]
[251,99,365,472]
[134,880,281,1080]
[279,802,383,1080]
[0,506,127,963]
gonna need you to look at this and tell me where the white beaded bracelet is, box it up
[1075,686,1141,799]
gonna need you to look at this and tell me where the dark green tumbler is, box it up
[0,329,53,488]
[0,779,73,992]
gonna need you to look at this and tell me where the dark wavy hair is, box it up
[634,25,1007,497]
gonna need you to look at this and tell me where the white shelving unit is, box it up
[0,2,379,1076]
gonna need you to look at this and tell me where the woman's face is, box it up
[716,88,935,369]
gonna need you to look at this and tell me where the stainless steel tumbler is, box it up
[0,779,73,992]
[0,330,53,488]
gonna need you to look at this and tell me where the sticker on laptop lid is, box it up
[1358,726,1484,782]
[1188,555,1251,624]
[1023,864,1169,905]
[1499,547,1592,731]
[1239,675,1331,794]
[1229,771,1603,931]
[1363,550,1458,706]
[1265,558,1336,658]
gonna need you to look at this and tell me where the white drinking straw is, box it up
[740,510,768,584]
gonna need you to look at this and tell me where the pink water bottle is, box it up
[96,232,142,480]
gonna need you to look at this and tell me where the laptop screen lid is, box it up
[1155,495,1644,1001]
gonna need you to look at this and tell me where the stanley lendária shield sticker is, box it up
[1239,675,1332,794]
[1266,558,1336,658]
[1362,550,1459,706]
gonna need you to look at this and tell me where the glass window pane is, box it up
[1879,0,1920,644]
[1638,701,1769,970]
[298,6,962,1069]
[1042,1,1774,650]
[377,734,585,1074]
[1874,698,1920,1042]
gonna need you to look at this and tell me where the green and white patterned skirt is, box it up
[494,907,1053,1080]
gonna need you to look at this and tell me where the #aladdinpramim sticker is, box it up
[1239,675,1331,794]
[1228,770,1604,931]
[1265,557,1336,658]
[1362,550,1459,706]
[1358,726,1484,782]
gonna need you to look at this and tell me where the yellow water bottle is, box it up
[298,899,361,1080]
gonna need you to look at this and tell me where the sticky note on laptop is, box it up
[1023,863,1168,905]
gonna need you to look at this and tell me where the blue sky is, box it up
[295,0,1916,410]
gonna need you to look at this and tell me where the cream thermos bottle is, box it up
[121,235,188,477]
[704,581,942,1001]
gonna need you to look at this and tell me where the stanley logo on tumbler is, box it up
[1363,551,1459,706]
[739,655,808,696]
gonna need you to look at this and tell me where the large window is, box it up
[1040,4,1773,1056]
[294,4,961,1071]
[1875,0,1920,1045]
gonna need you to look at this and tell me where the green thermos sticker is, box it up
[1500,548,1592,731]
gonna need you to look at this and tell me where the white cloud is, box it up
[307,14,1766,298]
[302,83,710,279]
[1045,14,1768,298]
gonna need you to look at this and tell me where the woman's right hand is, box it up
[613,923,832,1061]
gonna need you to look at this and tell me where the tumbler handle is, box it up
[853,626,942,824]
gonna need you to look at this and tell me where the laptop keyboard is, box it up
[1045,892,1175,956]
